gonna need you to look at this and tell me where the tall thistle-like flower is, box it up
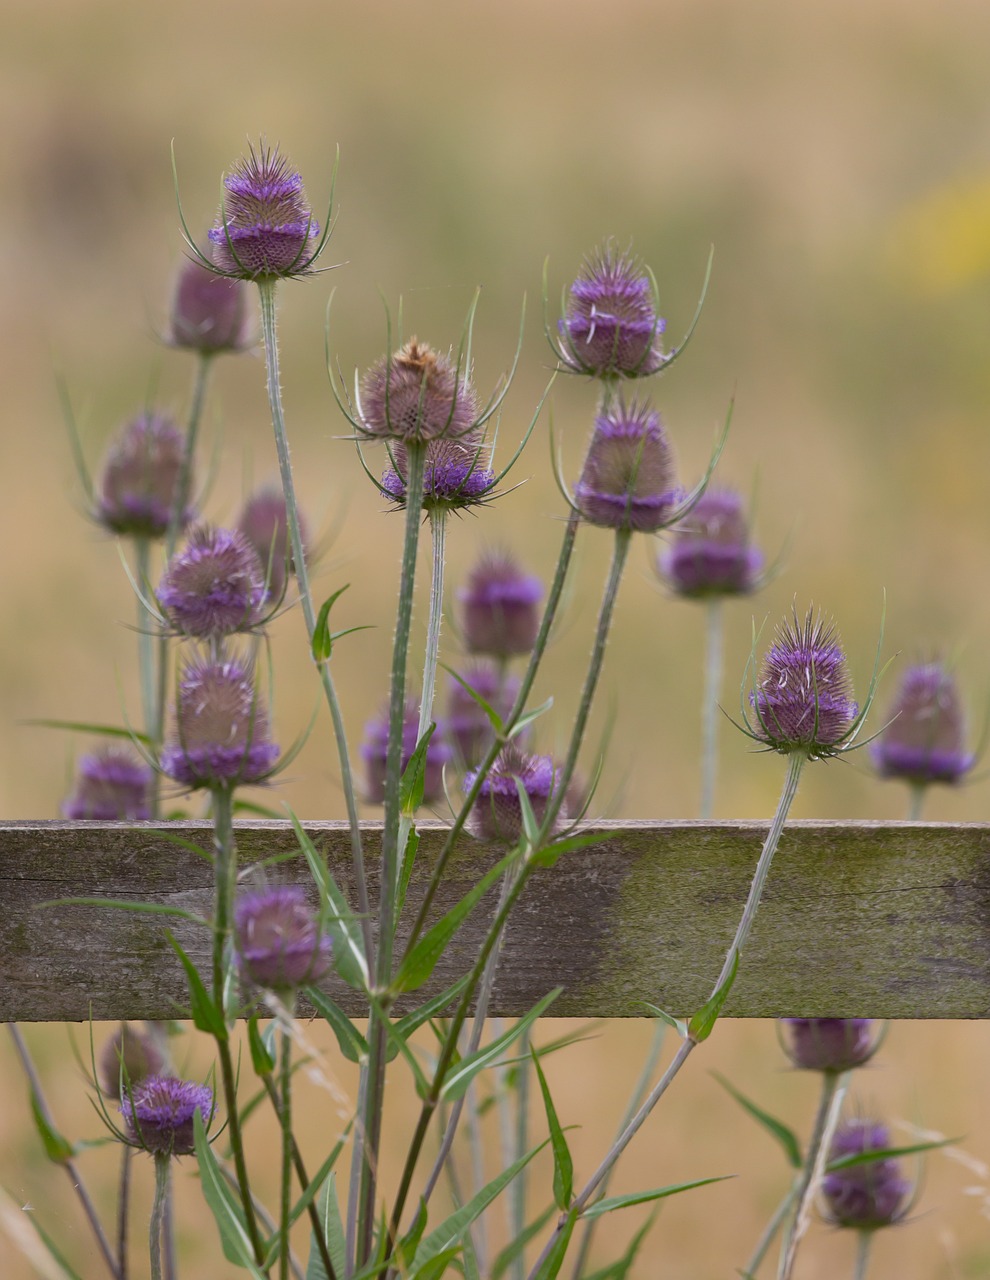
[821,1118,912,1230]
[749,609,859,758]
[381,431,496,511]
[160,658,279,790]
[574,397,680,532]
[871,660,974,788]
[97,412,191,539]
[98,1025,166,1100]
[660,487,763,597]
[458,550,543,658]
[63,745,153,820]
[358,338,478,443]
[360,700,452,805]
[780,1018,881,1073]
[234,886,331,993]
[558,243,666,379]
[121,1075,214,1158]
[158,525,268,639]
[208,144,320,280]
[465,744,563,844]
[237,485,308,602]
[168,255,252,354]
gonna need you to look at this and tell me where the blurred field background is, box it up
[3,0,990,1274]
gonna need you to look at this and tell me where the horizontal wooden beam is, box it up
[2,820,988,1022]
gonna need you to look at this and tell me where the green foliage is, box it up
[530,1045,573,1211]
[167,932,228,1040]
[688,950,739,1043]
[194,1110,268,1274]
[711,1072,803,1168]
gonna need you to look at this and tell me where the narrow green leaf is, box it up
[366,989,430,1097]
[392,851,516,995]
[306,1172,347,1280]
[462,1236,482,1280]
[263,1131,349,1269]
[194,1111,268,1274]
[167,933,227,1040]
[640,1001,688,1040]
[827,1136,958,1171]
[529,1211,576,1280]
[490,1206,555,1279]
[312,585,350,661]
[291,812,369,990]
[444,665,504,735]
[529,827,621,869]
[514,777,541,847]
[581,1175,732,1221]
[39,896,204,924]
[396,820,420,922]
[411,1247,463,1280]
[400,725,436,815]
[509,696,554,739]
[24,718,151,746]
[442,989,561,1101]
[306,986,369,1064]
[247,1016,275,1077]
[410,1138,549,1273]
[530,1047,573,1211]
[711,1073,802,1168]
[394,1198,429,1270]
[393,974,471,1046]
[28,1094,73,1164]
[688,950,739,1043]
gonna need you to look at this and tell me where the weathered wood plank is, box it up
[1,820,988,1021]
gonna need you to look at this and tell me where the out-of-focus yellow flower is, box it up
[888,175,990,294]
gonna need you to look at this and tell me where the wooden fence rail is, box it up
[2,820,988,1023]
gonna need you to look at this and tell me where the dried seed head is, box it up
[359,339,478,443]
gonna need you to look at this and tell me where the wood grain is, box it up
[2,820,988,1021]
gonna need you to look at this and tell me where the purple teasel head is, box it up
[97,411,191,540]
[160,657,280,790]
[208,143,321,280]
[158,525,268,639]
[557,242,666,379]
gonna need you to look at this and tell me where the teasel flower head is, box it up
[574,397,680,533]
[168,254,252,354]
[121,1074,214,1158]
[556,242,666,379]
[465,744,564,845]
[871,660,975,788]
[446,662,522,767]
[458,550,543,658]
[360,700,452,805]
[234,885,331,993]
[98,1025,166,1100]
[208,143,321,280]
[381,429,497,512]
[160,657,280,790]
[97,411,191,540]
[236,485,308,603]
[158,525,268,639]
[821,1117,913,1230]
[745,607,862,759]
[358,338,478,444]
[660,487,763,597]
[63,745,153,820]
[780,1018,881,1073]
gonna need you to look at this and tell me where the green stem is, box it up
[117,1146,131,1280]
[907,785,925,821]
[356,441,427,1267]
[134,537,156,742]
[418,508,447,743]
[166,352,212,558]
[255,279,373,960]
[853,1231,873,1280]
[211,789,266,1266]
[149,1155,169,1280]
[511,1026,530,1280]
[279,1025,293,1280]
[777,1070,849,1279]
[528,750,807,1278]
[402,512,579,960]
[700,596,724,819]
